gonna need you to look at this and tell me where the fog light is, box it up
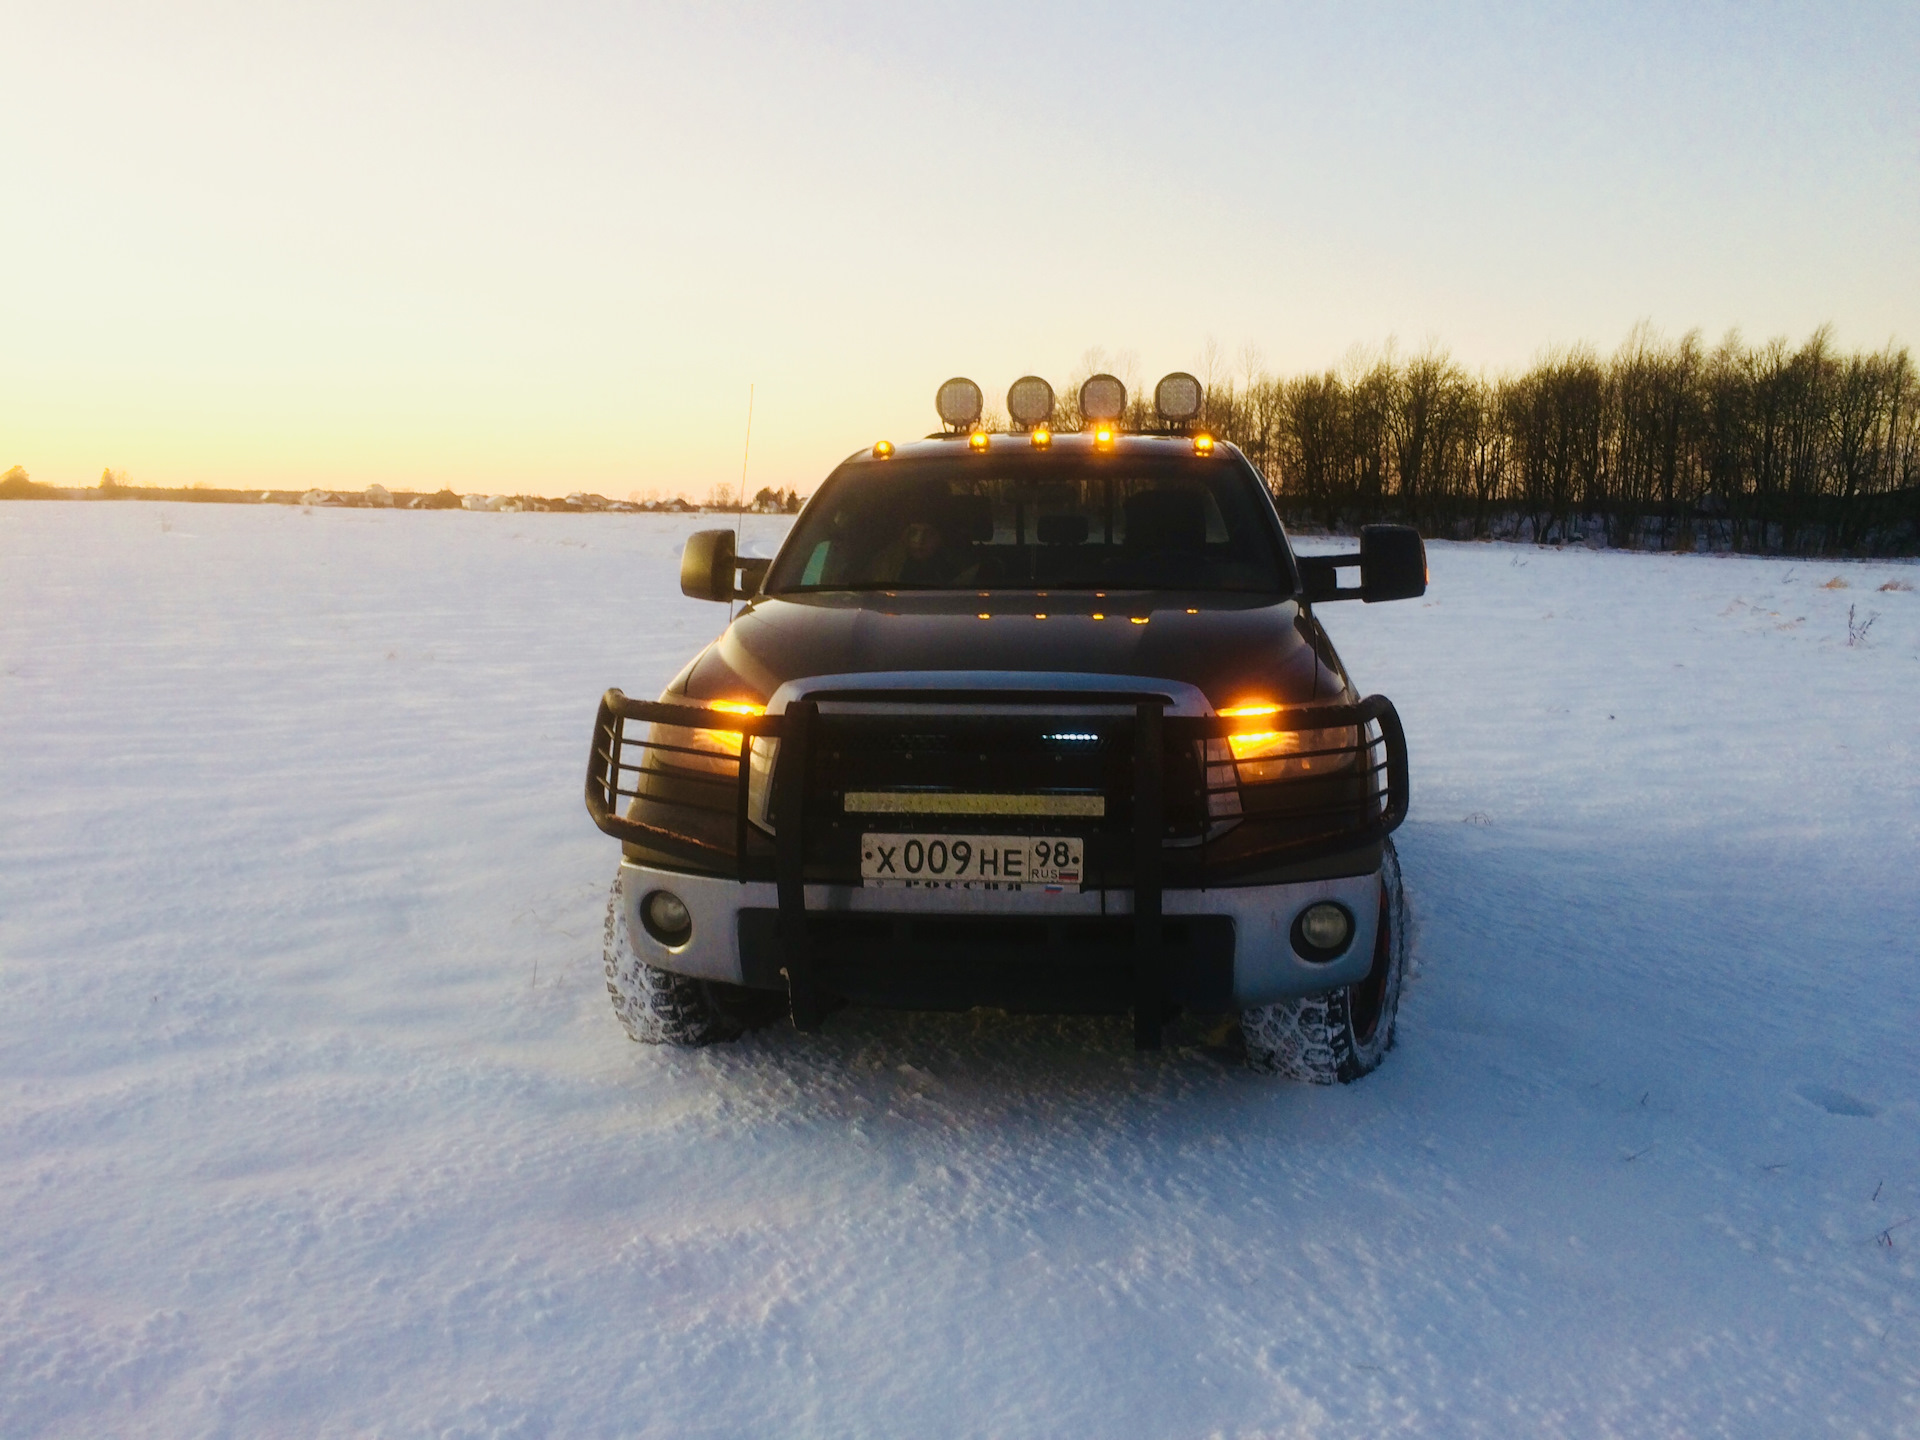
[641,889,693,946]
[1292,901,1353,960]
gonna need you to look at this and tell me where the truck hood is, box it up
[679,591,1344,711]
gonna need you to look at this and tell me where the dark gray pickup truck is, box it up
[585,373,1425,1081]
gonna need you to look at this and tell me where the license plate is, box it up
[860,833,1084,891]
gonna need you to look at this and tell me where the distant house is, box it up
[461,495,489,511]
[301,489,342,506]
[365,484,393,507]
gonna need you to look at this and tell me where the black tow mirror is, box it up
[1296,525,1428,603]
[1359,525,1427,601]
[679,529,769,602]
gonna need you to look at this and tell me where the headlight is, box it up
[641,698,764,781]
[1207,725,1358,785]
[643,721,740,778]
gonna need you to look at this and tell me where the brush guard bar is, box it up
[585,688,1408,1046]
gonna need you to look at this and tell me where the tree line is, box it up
[1093,327,1920,554]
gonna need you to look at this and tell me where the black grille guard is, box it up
[586,688,1408,864]
[585,687,1408,1046]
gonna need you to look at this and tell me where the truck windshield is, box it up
[765,451,1294,594]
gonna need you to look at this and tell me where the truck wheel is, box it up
[1241,839,1407,1083]
[603,873,780,1046]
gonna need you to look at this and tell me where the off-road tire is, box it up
[603,873,781,1046]
[1241,839,1408,1083]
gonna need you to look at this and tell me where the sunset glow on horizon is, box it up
[5,2,1915,499]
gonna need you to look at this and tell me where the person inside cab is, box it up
[872,484,982,586]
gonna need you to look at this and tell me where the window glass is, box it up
[765,451,1292,593]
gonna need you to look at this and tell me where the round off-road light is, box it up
[1155,371,1204,425]
[1078,373,1126,424]
[936,377,984,430]
[1292,901,1353,960]
[1007,375,1055,429]
[641,889,693,946]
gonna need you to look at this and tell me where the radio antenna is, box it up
[730,383,754,621]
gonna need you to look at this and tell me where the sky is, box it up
[3,1,1916,499]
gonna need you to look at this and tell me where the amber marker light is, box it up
[1031,426,1052,449]
[1218,702,1281,718]
[977,612,991,620]
[1130,616,1149,625]
[1193,432,1215,456]
[1093,425,1116,449]
[689,697,765,754]
[1034,613,1047,619]
[969,430,990,452]
[872,440,894,459]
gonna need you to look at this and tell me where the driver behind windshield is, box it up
[871,486,978,586]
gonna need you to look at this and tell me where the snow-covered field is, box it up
[3,502,1917,1438]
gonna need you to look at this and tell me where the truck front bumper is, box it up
[617,856,1383,1013]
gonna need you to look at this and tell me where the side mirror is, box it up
[1295,525,1428,604]
[1359,525,1427,602]
[681,529,738,602]
[680,529,770,602]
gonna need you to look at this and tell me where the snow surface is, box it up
[3,503,1917,1438]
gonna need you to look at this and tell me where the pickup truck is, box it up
[585,373,1424,1081]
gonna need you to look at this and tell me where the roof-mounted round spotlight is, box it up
[935,377,984,432]
[1006,375,1055,431]
[1155,372,1204,427]
[1078,374,1127,425]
